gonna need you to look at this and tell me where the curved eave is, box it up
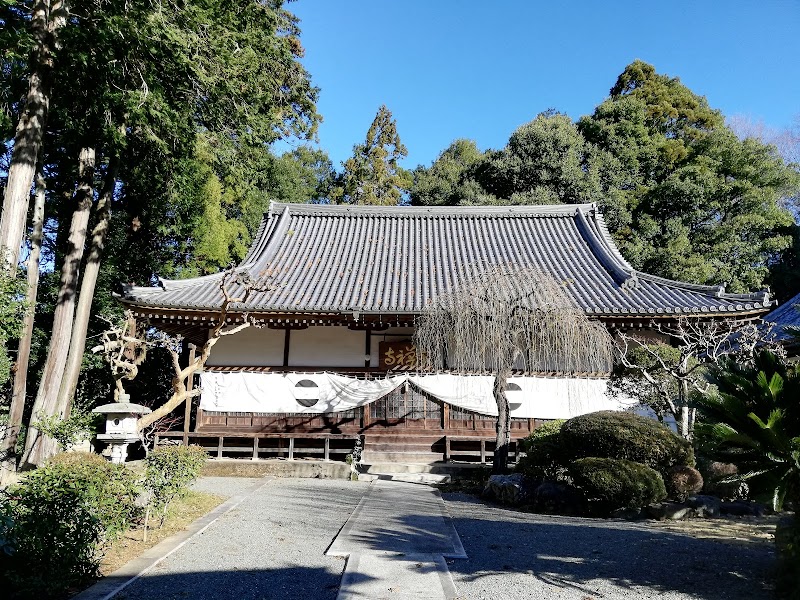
[118,297,773,321]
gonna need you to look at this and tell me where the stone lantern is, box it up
[93,396,151,463]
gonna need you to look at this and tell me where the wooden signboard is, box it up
[379,340,417,370]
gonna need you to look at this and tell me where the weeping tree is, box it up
[414,266,614,473]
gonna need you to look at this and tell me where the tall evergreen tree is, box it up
[335,105,409,205]
[579,60,799,292]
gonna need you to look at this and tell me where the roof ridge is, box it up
[574,207,638,289]
[266,201,596,217]
[633,271,771,304]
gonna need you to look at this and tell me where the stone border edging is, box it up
[72,478,272,600]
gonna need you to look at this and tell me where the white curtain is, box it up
[200,372,406,414]
[200,371,619,419]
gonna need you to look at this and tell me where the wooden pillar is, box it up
[480,439,486,464]
[183,343,197,446]
[324,437,330,461]
[364,327,371,367]
[445,436,451,462]
[217,436,224,459]
[283,329,291,367]
[288,437,295,459]
[252,437,259,460]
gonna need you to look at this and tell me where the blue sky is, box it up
[280,0,800,169]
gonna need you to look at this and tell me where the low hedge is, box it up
[145,445,208,520]
[0,453,141,599]
[569,457,666,511]
[560,411,694,474]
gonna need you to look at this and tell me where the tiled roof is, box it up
[764,291,800,340]
[120,202,773,318]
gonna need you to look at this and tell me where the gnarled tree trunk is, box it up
[493,370,512,474]
[0,0,68,272]
[23,147,95,467]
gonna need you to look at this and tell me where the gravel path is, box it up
[191,476,263,498]
[107,479,776,600]
[443,492,776,600]
[113,478,369,600]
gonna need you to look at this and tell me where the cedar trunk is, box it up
[23,147,95,466]
[0,0,67,272]
[57,158,119,417]
[0,167,46,480]
[493,370,512,474]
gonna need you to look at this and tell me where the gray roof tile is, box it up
[120,202,773,318]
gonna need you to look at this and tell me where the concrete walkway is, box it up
[73,477,775,600]
[327,480,466,599]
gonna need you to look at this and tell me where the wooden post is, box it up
[288,437,295,459]
[183,343,197,446]
[283,329,291,367]
[442,402,449,430]
[217,436,224,459]
[252,437,259,461]
[480,439,486,464]
[445,436,451,462]
[324,437,330,461]
[364,327,371,367]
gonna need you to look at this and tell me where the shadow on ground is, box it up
[110,566,368,600]
[342,492,775,599]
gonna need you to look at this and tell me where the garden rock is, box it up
[720,500,767,517]
[532,481,585,515]
[610,507,644,520]
[483,474,532,505]
[687,494,721,518]
[647,502,691,520]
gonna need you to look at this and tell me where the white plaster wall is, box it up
[206,326,284,367]
[289,326,367,367]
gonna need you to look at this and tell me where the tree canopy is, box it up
[334,105,410,205]
[412,60,800,295]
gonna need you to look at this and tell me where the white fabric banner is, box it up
[199,371,621,419]
[200,372,406,414]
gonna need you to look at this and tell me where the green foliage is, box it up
[335,105,410,205]
[410,139,494,206]
[45,452,142,539]
[560,410,694,473]
[569,457,667,511]
[0,453,140,599]
[516,419,566,481]
[776,515,800,600]
[694,351,800,510]
[579,60,799,293]
[0,272,26,387]
[32,411,100,451]
[144,445,207,517]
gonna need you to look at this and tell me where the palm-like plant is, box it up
[694,351,800,510]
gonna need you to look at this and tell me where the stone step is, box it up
[358,472,452,484]
[361,451,445,464]
[360,461,489,475]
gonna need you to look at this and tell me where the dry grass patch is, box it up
[649,514,780,547]
[99,490,224,575]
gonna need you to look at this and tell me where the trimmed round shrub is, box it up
[560,411,694,473]
[45,452,141,540]
[516,420,566,482]
[569,457,667,511]
[665,465,703,501]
